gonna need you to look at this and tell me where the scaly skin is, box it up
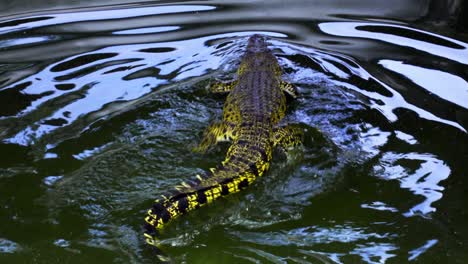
[144,35,302,261]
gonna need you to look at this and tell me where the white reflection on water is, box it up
[394,131,417,145]
[361,201,398,213]
[379,60,468,109]
[72,143,110,160]
[231,225,396,263]
[272,40,364,81]
[351,242,397,264]
[0,36,57,49]
[334,75,466,132]
[3,31,284,146]
[408,239,438,261]
[359,125,391,157]
[374,152,450,216]
[298,249,344,264]
[0,238,20,253]
[273,40,466,132]
[231,225,389,247]
[43,175,63,187]
[318,22,468,65]
[0,5,215,34]
[113,26,180,35]
[53,238,70,248]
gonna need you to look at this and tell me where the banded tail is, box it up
[144,139,271,261]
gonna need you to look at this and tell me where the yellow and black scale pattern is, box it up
[144,34,303,260]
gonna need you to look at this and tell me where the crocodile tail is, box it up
[143,171,233,247]
[142,233,172,263]
[143,169,220,260]
[143,153,270,255]
[143,176,205,261]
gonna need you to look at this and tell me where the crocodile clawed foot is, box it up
[192,145,205,153]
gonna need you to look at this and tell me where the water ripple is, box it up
[374,152,450,216]
[318,22,468,64]
[0,2,467,263]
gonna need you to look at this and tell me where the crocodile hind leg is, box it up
[208,80,237,94]
[193,121,237,153]
[272,124,304,150]
[280,81,298,98]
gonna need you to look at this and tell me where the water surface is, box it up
[0,1,467,263]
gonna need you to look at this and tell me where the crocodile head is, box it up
[238,34,281,75]
[246,34,269,52]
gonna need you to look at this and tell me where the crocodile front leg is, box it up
[280,81,298,98]
[193,121,237,153]
[208,80,238,94]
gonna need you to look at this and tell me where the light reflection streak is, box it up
[394,131,417,145]
[113,26,180,35]
[334,75,466,132]
[318,22,468,65]
[232,225,397,263]
[72,143,110,160]
[0,5,215,34]
[231,225,389,247]
[361,201,398,213]
[359,125,391,157]
[351,242,398,264]
[375,152,450,216]
[272,41,467,132]
[379,60,468,109]
[2,31,285,146]
[408,239,438,261]
[0,238,20,253]
[0,36,56,48]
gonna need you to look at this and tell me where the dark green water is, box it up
[0,1,467,263]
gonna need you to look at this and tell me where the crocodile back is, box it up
[226,34,286,126]
[218,34,287,185]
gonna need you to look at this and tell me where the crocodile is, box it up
[144,34,303,261]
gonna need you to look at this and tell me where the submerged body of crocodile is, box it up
[144,34,302,260]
